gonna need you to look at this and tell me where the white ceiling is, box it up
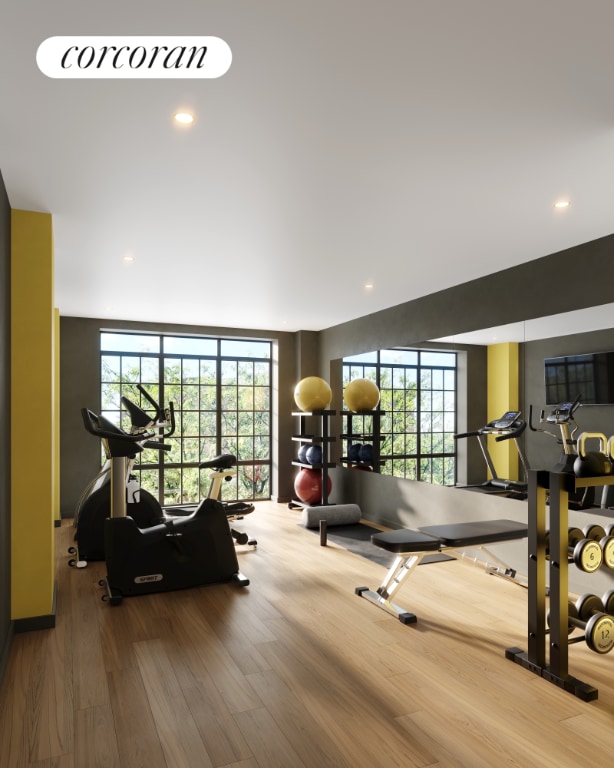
[2,1,614,333]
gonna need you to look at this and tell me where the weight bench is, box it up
[355,518,528,625]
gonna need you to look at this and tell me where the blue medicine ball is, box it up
[359,444,374,463]
[306,445,323,465]
[348,443,362,461]
[298,444,309,463]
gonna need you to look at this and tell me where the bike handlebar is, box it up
[529,393,583,432]
[82,408,173,456]
[120,384,176,437]
[81,408,153,443]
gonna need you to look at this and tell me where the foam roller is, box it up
[301,503,361,528]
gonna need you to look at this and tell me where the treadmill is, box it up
[455,411,529,497]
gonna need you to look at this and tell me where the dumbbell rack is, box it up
[507,469,614,701]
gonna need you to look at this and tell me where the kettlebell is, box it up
[574,432,613,477]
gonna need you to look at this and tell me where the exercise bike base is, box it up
[101,499,249,603]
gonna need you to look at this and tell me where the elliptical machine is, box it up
[70,385,255,566]
[81,406,249,605]
[69,386,175,564]
[120,387,256,543]
[528,394,595,510]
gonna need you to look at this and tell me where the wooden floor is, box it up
[3,501,614,767]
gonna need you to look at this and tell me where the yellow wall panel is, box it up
[487,342,519,481]
[11,209,56,621]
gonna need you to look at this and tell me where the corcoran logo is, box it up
[134,574,164,583]
[36,36,232,79]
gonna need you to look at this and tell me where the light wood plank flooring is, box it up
[2,501,614,767]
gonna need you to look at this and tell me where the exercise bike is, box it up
[454,410,529,498]
[81,406,249,605]
[528,394,595,510]
[70,385,255,566]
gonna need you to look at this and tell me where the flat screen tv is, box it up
[544,351,614,405]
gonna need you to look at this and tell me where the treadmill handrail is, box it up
[454,430,481,440]
[494,420,527,442]
[455,420,526,441]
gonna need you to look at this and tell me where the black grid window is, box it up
[100,332,272,506]
[342,349,456,485]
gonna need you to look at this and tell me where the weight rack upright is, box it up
[506,469,614,701]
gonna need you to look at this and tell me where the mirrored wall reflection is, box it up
[430,302,614,509]
[433,302,614,346]
[341,304,614,497]
[342,347,457,486]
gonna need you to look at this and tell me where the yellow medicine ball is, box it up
[294,376,332,412]
[344,378,380,412]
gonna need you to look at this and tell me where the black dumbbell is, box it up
[549,594,614,654]
[567,590,614,620]
[574,593,614,653]
[545,527,603,573]
[582,524,614,569]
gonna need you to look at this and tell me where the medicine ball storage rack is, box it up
[506,469,614,701]
[340,409,385,472]
[290,409,336,508]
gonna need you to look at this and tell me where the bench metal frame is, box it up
[356,519,528,624]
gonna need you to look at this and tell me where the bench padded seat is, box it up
[370,529,443,554]
[371,519,528,554]
[419,519,528,547]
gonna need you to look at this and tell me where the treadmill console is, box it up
[491,411,521,430]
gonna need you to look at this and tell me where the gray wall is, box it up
[319,234,614,361]
[0,170,12,682]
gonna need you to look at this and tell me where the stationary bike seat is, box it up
[199,454,237,470]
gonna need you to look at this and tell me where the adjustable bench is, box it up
[355,518,528,624]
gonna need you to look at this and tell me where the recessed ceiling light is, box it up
[553,200,570,209]
[122,254,135,263]
[365,283,374,289]
[174,112,194,125]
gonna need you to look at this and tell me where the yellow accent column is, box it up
[487,342,519,482]
[11,210,56,622]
